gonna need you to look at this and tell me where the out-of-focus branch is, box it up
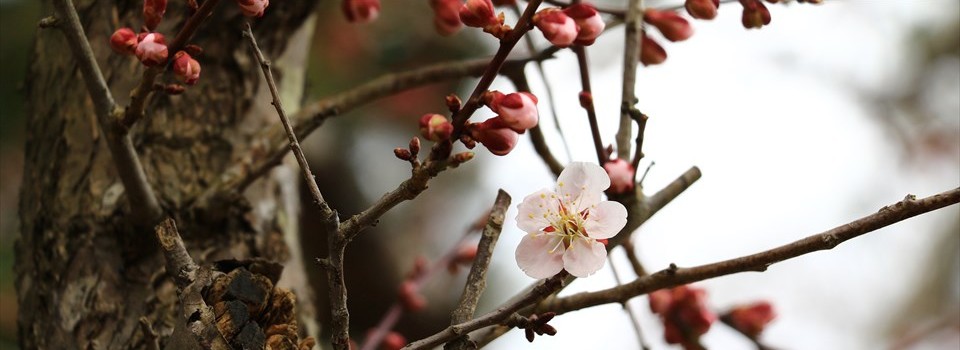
[609,257,650,350]
[122,0,222,129]
[51,0,163,226]
[538,188,960,315]
[446,190,512,349]
[621,238,647,276]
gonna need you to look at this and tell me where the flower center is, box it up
[543,200,591,252]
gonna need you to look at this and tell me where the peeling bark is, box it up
[15,1,320,348]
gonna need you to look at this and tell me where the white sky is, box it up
[469,1,960,349]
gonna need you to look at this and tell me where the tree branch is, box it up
[52,0,163,225]
[445,190,512,349]
[122,0,222,129]
[617,0,643,161]
[537,188,960,315]
[572,44,608,165]
[501,69,564,177]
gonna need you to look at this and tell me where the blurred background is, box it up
[1,0,958,349]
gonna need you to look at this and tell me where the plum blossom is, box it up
[515,162,628,278]
[173,51,201,85]
[563,3,605,45]
[135,33,168,67]
[533,8,578,47]
[484,91,539,132]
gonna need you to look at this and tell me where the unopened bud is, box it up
[644,8,694,42]
[184,44,203,57]
[578,91,592,108]
[445,94,462,113]
[459,135,477,149]
[173,51,201,85]
[342,0,381,23]
[453,152,475,164]
[640,35,667,66]
[163,84,186,95]
[533,8,578,47]
[143,0,168,31]
[431,0,463,36]
[740,0,772,29]
[409,137,421,156]
[381,331,407,350]
[109,27,138,55]
[237,0,270,18]
[394,148,412,161]
[685,0,720,20]
[398,281,426,312]
[135,32,168,67]
[419,114,454,141]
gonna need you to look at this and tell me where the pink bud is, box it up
[172,51,201,85]
[236,0,270,18]
[685,0,720,20]
[143,0,167,31]
[603,159,635,194]
[135,33,168,67]
[430,0,463,36]
[726,301,776,338]
[740,0,771,29]
[469,117,520,156]
[644,9,694,42]
[342,0,380,23]
[381,332,407,350]
[398,281,426,312]
[487,91,539,132]
[109,28,138,55]
[459,0,498,28]
[650,285,716,347]
[533,8,579,48]
[640,34,667,66]
[419,114,454,141]
[563,4,605,46]
[408,137,421,156]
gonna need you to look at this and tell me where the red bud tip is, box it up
[393,148,412,161]
[398,281,426,312]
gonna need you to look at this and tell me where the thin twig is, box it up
[450,0,545,137]
[242,22,333,217]
[445,190,512,349]
[621,238,647,276]
[538,188,960,314]
[243,23,346,349]
[51,0,163,225]
[572,45,608,165]
[617,0,643,161]
[609,257,651,350]
[122,0,222,129]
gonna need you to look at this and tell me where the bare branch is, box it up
[573,45,608,165]
[445,190,512,349]
[52,0,163,225]
[538,188,960,314]
[501,70,564,177]
[617,0,643,161]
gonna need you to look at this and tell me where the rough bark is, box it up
[15,1,319,348]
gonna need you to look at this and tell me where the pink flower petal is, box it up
[562,238,607,277]
[583,201,628,239]
[557,162,609,210]
[516,233,565,279]
[516,189,558,233]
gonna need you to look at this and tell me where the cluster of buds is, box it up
[342,0,381,23]
[603,158,636,194]
[111,29,202,87]
[639,8,693,66]
[463,90,539,156]
[517,312,558,343]
[649,285,716,349]
[721,301,777,339]
[532,4,605,47]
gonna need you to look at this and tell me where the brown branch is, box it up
[450,0,545,137]
[122,0,222,129]
[537,188,960,315]
[617,0,643,161]
[445,190,512,349]
[154,217,229,348]
[51,0,163,225]
[414,167,703,348]
[621,238,647,276]
[242,23,346,350]
[573,45,608,165]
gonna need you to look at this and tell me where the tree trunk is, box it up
[15,1,319,348]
